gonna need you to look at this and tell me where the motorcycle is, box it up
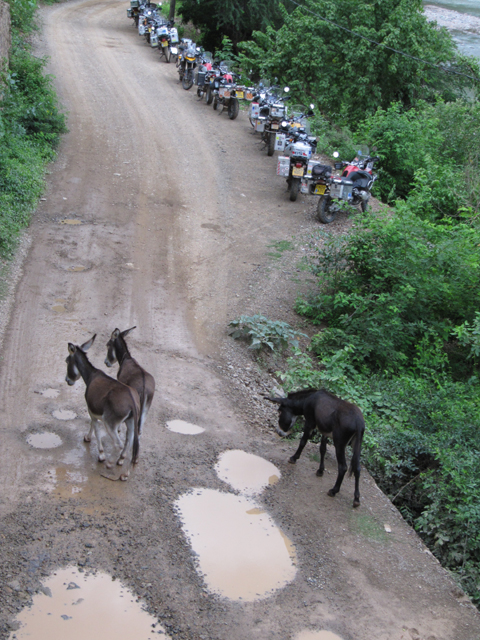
[194,52,215,100]
[156,20,178,62]
[310,146,379,223]
[249,85,290,156]
[275,105,317,201]
[212,62,243,120]
[128,0,159,27]
[177,41,199,90]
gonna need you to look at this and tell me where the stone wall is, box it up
[0,0,11,70]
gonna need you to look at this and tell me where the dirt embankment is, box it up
[0,1,479,639]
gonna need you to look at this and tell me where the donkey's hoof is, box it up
[327,489,336,498]
[117,457,125,466]
[105,462,113,469]
[98,453,106,462]
[288,457,296,465]
[353,500,360,508]
[119,473,129,481]
[84,435,91,443]
[316,469,324,477]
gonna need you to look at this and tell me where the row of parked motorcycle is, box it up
[126,0,379,223]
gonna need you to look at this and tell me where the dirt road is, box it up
[1,1,479,638]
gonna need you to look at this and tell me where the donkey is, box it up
[266,389,365,507]
[104,327,155,434]
[65,335,140,480]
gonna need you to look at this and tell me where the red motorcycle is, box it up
[309,146,379,224]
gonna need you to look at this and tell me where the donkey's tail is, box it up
[348,416,365,477]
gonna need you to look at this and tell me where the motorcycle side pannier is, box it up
[196,71,206,87]
[130,0,139,7]
[127,8,132,17]
[276,156,290,178]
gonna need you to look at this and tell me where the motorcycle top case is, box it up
[158,25,168,35]
[130,0,139,7]
[276,156,290,178]
[274,133,286,152]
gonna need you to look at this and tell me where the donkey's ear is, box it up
[68,343,76,355]
[81,334,96,352]
[111,328,121,339]
[121,326,136,338]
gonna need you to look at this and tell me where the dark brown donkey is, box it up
[266,389,365,507]
[65,335,140,480]
[104,327,155,434]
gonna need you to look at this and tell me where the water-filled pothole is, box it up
[9,567,168,640]
[175,488,296,601]
[296,632,344,640]
[40,388,60,399]
[166,420,205,435]
[27,432,63,449]
[52,409,77,421]
[215,449,280,495]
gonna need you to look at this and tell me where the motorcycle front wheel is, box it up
[182,69,194,90]
[164,46,171,63]
[289,178,301,202]
[206,85,214,105]
[228,98,239,120]
[267,131,275,156]
[361,200,369,212]
[316,195,336,224]
[213,96,219,110]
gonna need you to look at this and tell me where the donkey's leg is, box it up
[289,421,314,464]
[316,436,328,477]
[328,441,348,498]
[117,415,134,467]
[92,419,106,462]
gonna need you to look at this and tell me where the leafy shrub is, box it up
[229,315,306,352]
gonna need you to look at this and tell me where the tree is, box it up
[178,0,286,52]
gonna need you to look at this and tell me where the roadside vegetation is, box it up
[198,0,480,606]
[0,0,66,256]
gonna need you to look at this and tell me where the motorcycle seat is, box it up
[342,171,371,189]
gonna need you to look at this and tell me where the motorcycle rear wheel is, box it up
[164,46,171,63]
[213,96,218,110]
[206,85,214,105]
[316,196,336,224]
[289,178,301,202]
[228,98,239,120]
[182,70,194,90]
[267,132,275,156]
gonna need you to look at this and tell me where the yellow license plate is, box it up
[314,184,326,195]
[236,91,244,99]
[292,167,304,177]
[162,40,168,46]
[148,27,152,32]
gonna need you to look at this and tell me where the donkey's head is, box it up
[264,395,297,436]
[105,326,136,367]
[65,335,96,385]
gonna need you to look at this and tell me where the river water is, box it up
[424,1,480,59]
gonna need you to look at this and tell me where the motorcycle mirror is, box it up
[284,86,290,92]
[260,93,266,99]
[333,151,339,158]
[309,103,315,109]
[274,77,278,83]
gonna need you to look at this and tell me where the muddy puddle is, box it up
[175,488,296,601]
[67,265,87,272]
[59,219,82,225]
[166,420,205,435]
[39,388,60,399]
[9,567,168,640]
[52,409,77,421]
[295,632,344,640]
[215,450,280,495]
[27,432,63,449]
